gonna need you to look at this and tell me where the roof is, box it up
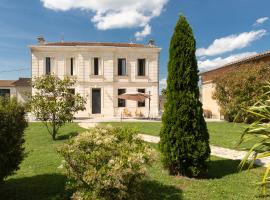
[0,80,15,87]
[13,78,31,87]
[200,50,270,76]
[42,42,155,48]
[0,78,31,87]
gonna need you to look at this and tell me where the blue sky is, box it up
[0,0,270,90]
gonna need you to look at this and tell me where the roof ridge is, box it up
[200,50,270,75]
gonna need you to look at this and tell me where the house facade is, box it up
[200,50,270,119]
[30,39,161,118]
[0,78,31,103]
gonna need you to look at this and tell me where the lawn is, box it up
[0,122,267,199]
[105,121,257,150]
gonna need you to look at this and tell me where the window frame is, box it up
[0,89,10,99]
[94,57,99,75]
[137,59,146,76]
[118,58,127,76]
[45,57,51,75]
[137,88,146,107]
[118,88,126,107]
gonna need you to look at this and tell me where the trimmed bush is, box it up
[59,125,154,200]
[160,15,210,177]
[0,98,27,182]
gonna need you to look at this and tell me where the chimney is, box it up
[37,36,45,45]
[148,39,155,47]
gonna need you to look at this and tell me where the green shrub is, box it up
[160,15,210,177]
[0,98,28,182]
[239,82,270,195]
[59,125,154,200]
[213,64,270,123]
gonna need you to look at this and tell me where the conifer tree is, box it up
[160,15,210,177]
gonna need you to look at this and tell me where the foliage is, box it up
[159,15,210,177]
[213,64,270,123]
[239,82,270,195]
[29,75,86,140]
[59,125,155,200]
[0,98,27,182]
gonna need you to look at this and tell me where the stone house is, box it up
[30,38,161,118]
[0,78,31,103]
[200,50,270,119]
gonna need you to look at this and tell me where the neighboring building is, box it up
[30,38,161,118]
[200,50,270,119]
[0,78,31,103]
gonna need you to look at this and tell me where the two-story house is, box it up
[30,38,161,118]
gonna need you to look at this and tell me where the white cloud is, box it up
[135,25,151,41]
[160,78,167,90]
[41,0,168,40]
[254,17,269,25]
[198,52,257,72]
[196,30,266,57]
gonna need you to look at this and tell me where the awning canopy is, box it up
[118,92,150,102]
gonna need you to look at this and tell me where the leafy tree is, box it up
[213,64,270,123]
[0,98,27,182]
[159,15,210,177]
[29,75,86,140]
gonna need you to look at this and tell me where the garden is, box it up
[1,14,270,200]
[0,122,266,200]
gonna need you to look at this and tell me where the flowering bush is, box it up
[59,125,154,200]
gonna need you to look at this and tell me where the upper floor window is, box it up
[45,57,51,74]
[137,89,146,107]
[118,58,126,76]
[118,88,126,107]
[70,58,74,76]
[66,58,75,76]
[94,57,99,75]
[137,59,146,76]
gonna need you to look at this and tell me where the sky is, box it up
[0,0,270,90]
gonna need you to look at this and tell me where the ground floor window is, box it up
[118,89,126,107]
[0,89,10,99]
[137,89,146,107]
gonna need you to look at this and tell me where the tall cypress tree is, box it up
[160,15,210,177]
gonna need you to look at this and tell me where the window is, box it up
[94,57,99,75]
[118,89,126,107]
[137,59,146,76]
[137,89,145,107]
[45,57,51,74]
[118,58,126,76]
[0,89,10,99]
[70,58,74,76]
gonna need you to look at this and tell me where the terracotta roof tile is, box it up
[0,80,15,87]
[13,78,31,86]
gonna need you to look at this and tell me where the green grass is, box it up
[0,122,267,199]
[0,122,85,200]
[105,122,257,150]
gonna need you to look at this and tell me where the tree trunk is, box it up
[52,114,57,140]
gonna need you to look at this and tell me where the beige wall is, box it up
[201,82,221,119]
[0,86,30,104]
[31,45,160,118]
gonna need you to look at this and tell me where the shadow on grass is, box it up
[0,174,71,200]
[138,180,182,200]
[56,131,79,140]
[205,158,259,179]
